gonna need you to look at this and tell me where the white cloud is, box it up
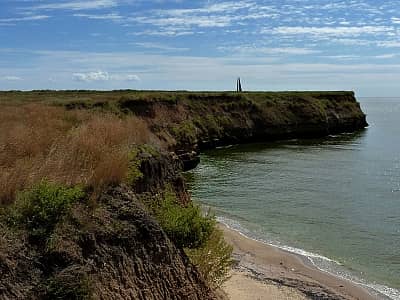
[374,54,397,59]
[330,38,372,46]
[218,46,319,56]
[131,1,277,32]
[129,29,194,37]
[73,70,109,81]
[73,13,122,20]
[268,26,394,38]
[0,15,50,23]
[72,71,140,82]
[134,42,189,52]
[323,55,361,60]
[391,17,400,24]
[30,0,117,11]
[377,41,400,48]
[1,76,23,81]
[159,1,256,16]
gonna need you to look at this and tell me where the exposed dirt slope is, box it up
[1,181,217,300]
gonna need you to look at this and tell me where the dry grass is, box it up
[0,103,152,205]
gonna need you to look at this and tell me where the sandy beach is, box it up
[220,224,380,300]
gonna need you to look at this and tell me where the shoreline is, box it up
[219,223,381,300]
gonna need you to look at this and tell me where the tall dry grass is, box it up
[0,103,152,205]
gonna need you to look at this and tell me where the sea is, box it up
[186,98,400,299]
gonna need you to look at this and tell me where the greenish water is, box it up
[187,98,400,299]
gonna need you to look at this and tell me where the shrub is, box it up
[9,181,84,240]
[185,228,233,288]
[147,186,232,286]
[151,187,215,249]
[171,120,197,147]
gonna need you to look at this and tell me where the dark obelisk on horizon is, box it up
[236,77,242,92]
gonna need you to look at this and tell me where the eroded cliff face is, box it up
[121,91,367,169]
[1,181,217,300]
[0,149,217,299]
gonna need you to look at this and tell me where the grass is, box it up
[0,90,355,106]
[0,102,152,205]
[185,228,233,288]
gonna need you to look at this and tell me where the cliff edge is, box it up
[116,91,367,168]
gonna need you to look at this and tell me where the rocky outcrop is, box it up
[133,150,190,204]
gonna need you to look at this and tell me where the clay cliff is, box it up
[117,91,367,169]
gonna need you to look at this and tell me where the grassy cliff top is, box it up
[0,90,356,105]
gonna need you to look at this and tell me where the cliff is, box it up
[1,189,217,299]
[115,91,367,169]
[0,90,367,300]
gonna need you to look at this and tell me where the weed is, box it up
[150,186,215,249]
[9,181,84,241]
[185,228,233,288]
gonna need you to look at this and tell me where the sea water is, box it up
[186,98,400,299]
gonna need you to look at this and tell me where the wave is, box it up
[217,216,400,300]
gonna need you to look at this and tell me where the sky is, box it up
[1,0,400,96]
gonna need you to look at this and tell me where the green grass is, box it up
[8,181,84,242]
[144,186,233,286]
[149,186,215,249]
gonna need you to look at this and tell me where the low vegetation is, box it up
[9,181,84,242]
[0,103,151,205]
[185,228,233,288]
[149,186,215,249]
[147,186,233,286]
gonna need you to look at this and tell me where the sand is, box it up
[220,224,380,300]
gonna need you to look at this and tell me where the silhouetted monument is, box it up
[236,77,243,92]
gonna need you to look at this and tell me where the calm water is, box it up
[187,98,400,299]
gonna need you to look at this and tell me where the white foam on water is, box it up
[217,216,400,300]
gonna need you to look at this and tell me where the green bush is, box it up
[146,186,233,286]
[9,181,84,240]
[185,228,233,288]
[171,120,197,146]
[151,187,215,249]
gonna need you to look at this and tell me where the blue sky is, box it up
[1,0,400,96]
